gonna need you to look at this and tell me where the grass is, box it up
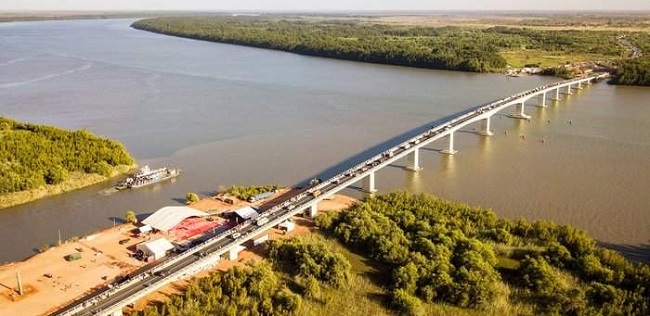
[500,49,622,68]
[0,164,135,209]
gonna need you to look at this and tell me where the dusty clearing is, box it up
[0,224,150,316]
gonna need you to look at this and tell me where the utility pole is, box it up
[58,229,62,246]
[16,271,23,296]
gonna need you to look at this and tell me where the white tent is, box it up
[136,238,175,261]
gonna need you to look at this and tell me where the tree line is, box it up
[131,17,636,76]
[316,192,650,315]
[0,117,134,194]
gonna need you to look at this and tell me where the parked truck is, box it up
[248,191,275,203]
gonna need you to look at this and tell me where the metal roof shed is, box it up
[142,206,208,232]
[136,238,175,261]
[233,206,259,222]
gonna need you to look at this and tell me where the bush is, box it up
[518,256,559,295]
[392,288,423,316]
[185,192,200,204]
[267,238,351,288]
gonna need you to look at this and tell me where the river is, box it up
[0,19,648,263]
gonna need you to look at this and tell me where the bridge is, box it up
[53,73,608,316]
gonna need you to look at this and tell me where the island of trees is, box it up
[131,15,650,86]
[0,117,135,209]
[128,192,649,316]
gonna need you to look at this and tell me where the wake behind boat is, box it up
[115,165,181,190]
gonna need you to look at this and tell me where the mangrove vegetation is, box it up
[0,117,134,208]
[128,192,649,316]
[131,16,649,84]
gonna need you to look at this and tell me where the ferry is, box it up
[116,165,181,190]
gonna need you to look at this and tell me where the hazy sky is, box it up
[1,0,649,12]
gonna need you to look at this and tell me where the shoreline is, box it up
[0,164,136,210]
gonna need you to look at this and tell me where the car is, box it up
[230,232,242,239]
[118,238,130,245]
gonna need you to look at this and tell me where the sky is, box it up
[1,0,649,12]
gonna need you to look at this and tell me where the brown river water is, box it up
[0,19,648,263]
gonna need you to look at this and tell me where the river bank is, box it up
[0,164,135,210]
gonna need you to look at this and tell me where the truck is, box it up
[255,217,269,226]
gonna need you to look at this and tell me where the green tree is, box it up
[125,210,137,224]
[186,192,200,204]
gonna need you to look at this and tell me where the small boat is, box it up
[116,165,181,190]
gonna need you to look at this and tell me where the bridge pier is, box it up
[108,309,123,316]
[229,247,239,261]
[407,149,424,170]
[577,81,583,89]
[564,84,573,95]
[362,171,378,193]
[307,203,318,218]
[507,103,531,120]
[478,117,493,136]
[537,93,547,108]
[441,133,458,155]
[554,88,561,101]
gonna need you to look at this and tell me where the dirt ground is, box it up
[0,192,356,316]
[126,194,357,313]
[0,224,154,316]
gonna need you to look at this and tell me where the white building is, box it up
[136,238,175,261]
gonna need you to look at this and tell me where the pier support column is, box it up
[407,149,424,170]
[441,133,458,155]
[554,88,561,101]
[109,309,124,316]
[478,117,494,136]
[577,81,583,89]
[564,84,573,95]
[229,248,240,261]
[362,171,378,193]
[507,103,531,120]
[308,204,318,218]
[538,93,547,108]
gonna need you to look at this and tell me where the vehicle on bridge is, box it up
[255,217,269,226]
